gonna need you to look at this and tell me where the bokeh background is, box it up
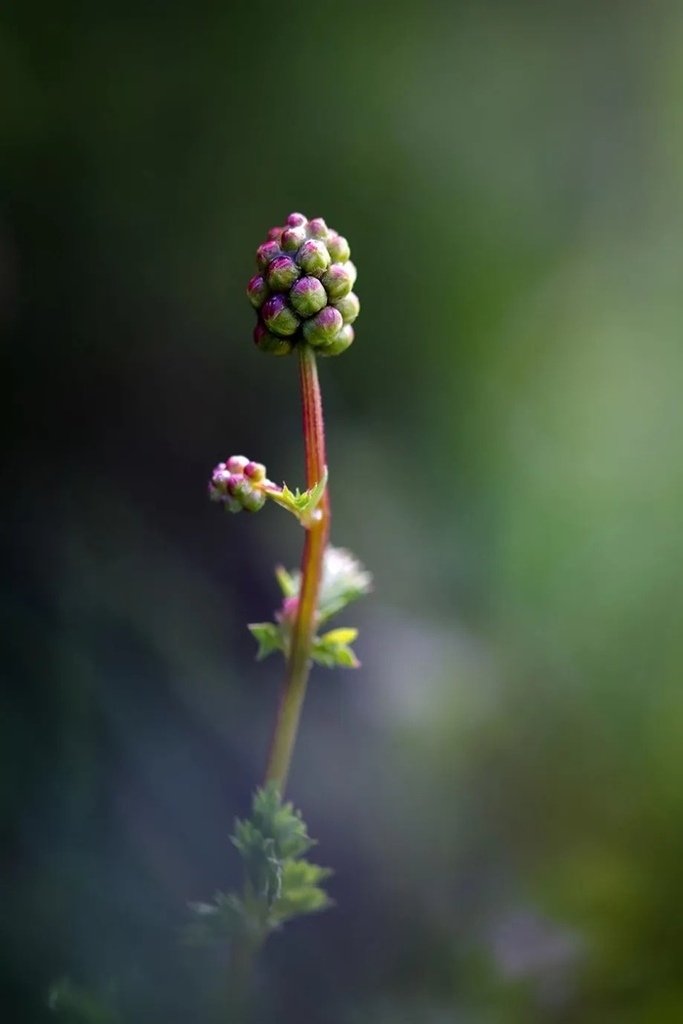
[3,2,683,1021]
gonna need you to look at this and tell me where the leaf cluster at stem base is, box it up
[186,784,332,954]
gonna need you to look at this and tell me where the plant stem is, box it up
[264,344,330,791]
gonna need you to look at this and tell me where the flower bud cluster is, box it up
[209,455,268,513]
[247,213,359,357]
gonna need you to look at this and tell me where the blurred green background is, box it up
[3,1,683,1021]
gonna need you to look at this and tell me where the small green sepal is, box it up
[248,622,286,660]
[312,627,360,669]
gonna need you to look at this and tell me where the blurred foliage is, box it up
[2,1,683,1022]
[187,784,332,949]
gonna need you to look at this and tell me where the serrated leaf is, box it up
[247,622,286,660]
[296,468,328,525]
[250,783,314,860]
[271,859,334,925]
[268,469,328,525]
[189,786,332,948]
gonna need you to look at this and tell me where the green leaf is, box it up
[268,468,328,525]
[231,784,315,906]
[187,785,332,947]
[247,622,286,660]
[249,783,314,860]
[311,629,361,669]
[271,859,334,925]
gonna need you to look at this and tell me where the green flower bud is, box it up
[262,295,300,337]
[246,275,269,309]
[296,239,330,277]
[225,475,246,516]
[256,240,281,270]
[230,477,266,513]
[253,322,293,356]
[287,212,308,228]
[307,217,328,239]
[333,291,360,325]
[326,233,351,263]
[318,324,354,357]
[241,486,266,513]
[281,225,308,252]
[290,276,328,317]
[266,255,300,291]
[248,215,358,354]
[302,305,343,347]
[322,263,353,301]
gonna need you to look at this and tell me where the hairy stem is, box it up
[264,345,330,791]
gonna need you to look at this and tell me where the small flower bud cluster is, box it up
[209,455,268,513]
[247,213,359,357]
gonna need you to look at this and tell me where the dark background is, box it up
[3,2,683,1021]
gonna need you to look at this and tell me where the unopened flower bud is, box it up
[262,295,300,337]
[244,461,266,482]
[247,275,269,309]
[326,233,351,263]
[290,276,327,317]
[230,477,266,513]
[281,225,307,252]
[296,239,330,277]
[248,214,358,354]
[227,455,249,473]
[307,217,328,239]
[266,255,300,292]
[241,486,266,513]
[256,240,281,270]
[209,463,244,512]
[333,291,360,325]
[303,305,343,347]
[210,459,270,513]
[322,263,353,301]
[208,465,229,501]
[253,321,293,356]
[319,324,354,357]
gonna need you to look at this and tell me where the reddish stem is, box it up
[264,345,329,791]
